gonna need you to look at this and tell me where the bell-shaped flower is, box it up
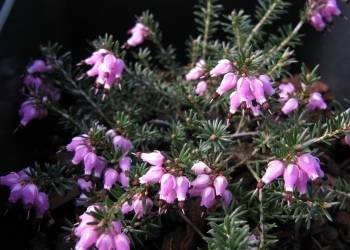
[126,23,150,47]
[191,161,212,175]
[119,157,132,172]
[104,168,119,190]
[27,60,50,74]
[200,186,216,208]
[8,183,23,203]
[229,91,240,114]
[250,78,267,105]
[22,183,39,206]
[176,176,190,201]
[159,173,176,194]
[222,190,233,208]
[213,175,228,196]
[77,178,92,192]
[66,136,86,151]
[75,227,98,250]
[210,59,233,77]
[281,98,299,114]
[114,233,130,250]
[259,75,275,96]
[96,233,115,250]
[195,81,208,96]
[296,170,309,195]
[297,153,322,180]
[191,174,210,189]
[35,192,49,218]
[139,165,164,184]
[278,82,295,102]
[0,172,19,187]
[113,136,132,153]
[72,145,90,165]
[83,152,98,175]
[140,151,165,166]
[118,172,129,188]
[237,77,254,104]
[185,60,206,81]
[283,164,299,192]
[216,73,237,95]
[261,160,285,184]
[306,92,327,111]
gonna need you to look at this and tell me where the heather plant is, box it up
[2,0,350,249]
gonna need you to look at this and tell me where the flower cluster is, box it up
[138,152,232,210]
[74,205,130,250]
[121,193,153,219]
[0,168,49,217]
[83,49,125,92]
[189,161,232,209]
[125,23,150,47]
[19,59,60,126]
[67,130,133,190]
[277,82,327,115]
[258,153,324,201]
[308,0,341,31]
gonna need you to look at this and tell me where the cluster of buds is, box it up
[121,193,153,218]
[138,152,232,211]
[278,82,327,115]
[74,205,130,250]
[189,161,232,209]
[82,49,125,93]
[308,0,341,31]
[257,153,325,202]
[19,59,60,126]
[125,22,150,48]
[0,168,49,218]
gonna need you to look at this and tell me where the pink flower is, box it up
[296,170,309,195]
[216,73,237,95]
[320,0,341,22]
[306,92,327,111]
[261,160,285,184]
[92,157,107,178]
[176,176,190,201]
[66,136,86,151]
[23,74,42,89]
[75,227,98,250]
[200,186,216,208]
[159,190,177,204]
[283,164,299,192]
[126,23,150,47]
[191,161,212,175]
[83,152,98,175]
[96,233,115,250]
[119,157,132,172]
[297,153,322,180]
[121,202,133,214]
[281,98,299,114]
[77,178,92,192]
[0,172,19,187]
[222,190,233,208]
[19,99,47,126]
[259,75,275,96]
[185,60,206,81]
[22,183,39,206]
[8,183,23,203]
[250,78,267,105]
[27,60,51,74]
[84,49,107,65]
[191,174,210,189]
[210,59,233,77]
[104,168,119,190]
[159,173,176,194]
[195,81,208,96]
[72,145,90,165]
[34,192,49,218]
[345,134,350,146]
[213,175,228,196]
[278,82,295,102]
[309,12,326,31]
[132,195,153,218]
[113,136,132,152]
[140,151,165,166]
[237,77,254,104]
[229,91,240,114]
[114,233,130,250]
[139,165,164,184]
[118,172,129,188]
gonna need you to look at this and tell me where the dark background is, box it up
[0,0,349,249]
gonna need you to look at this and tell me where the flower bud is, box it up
[200,186,216,208]
[297,153,322,180]
[191,174,210,189]
[306,92,327,111]
[113,136,132,152]
[139,165,164,184]
[195,81,208,96]
[191,161,212,175]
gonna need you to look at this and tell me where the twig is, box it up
[178,210,206,239]
[229,131,258,139]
